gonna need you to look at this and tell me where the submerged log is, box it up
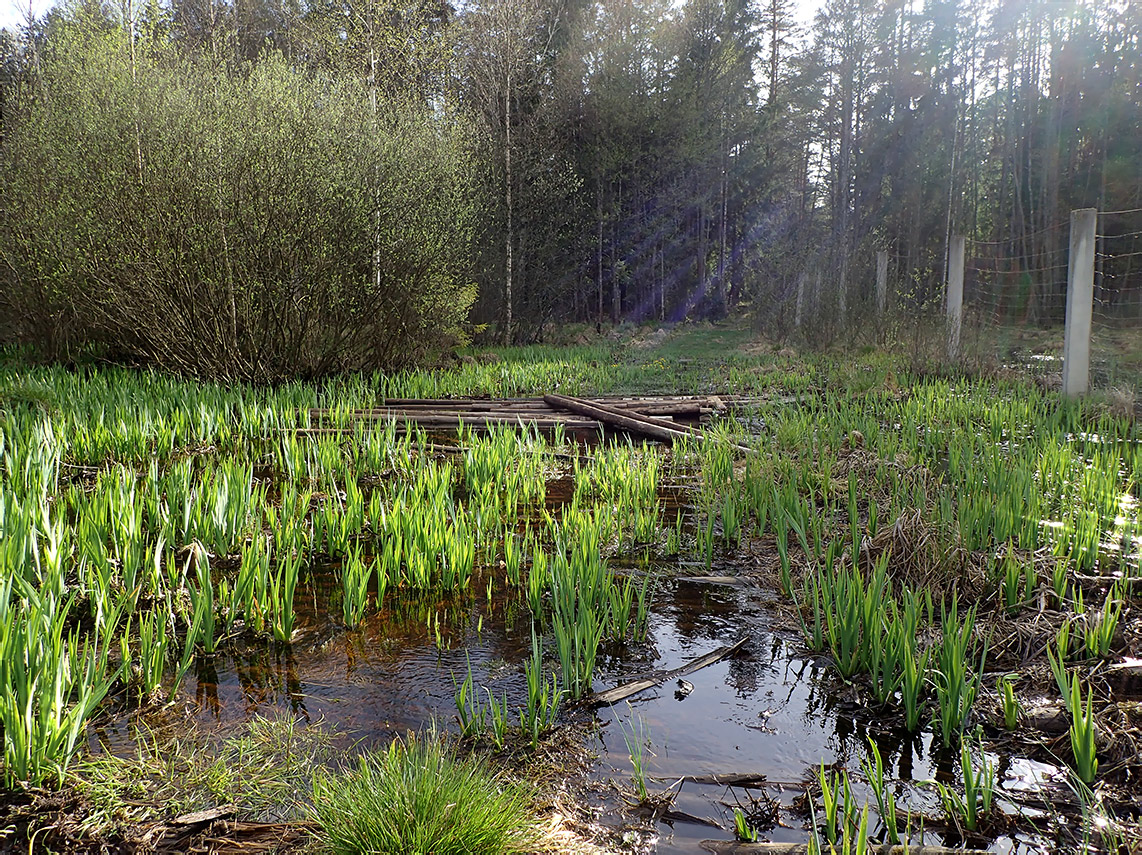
[591,636,748,707]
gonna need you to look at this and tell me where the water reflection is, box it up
[92,570,1055,853]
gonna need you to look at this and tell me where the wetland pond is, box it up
[91,562,1085,854]
[6,361,1139,854]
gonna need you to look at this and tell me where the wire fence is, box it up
[861,209,1142,391]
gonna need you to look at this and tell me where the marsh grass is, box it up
[520,628,562,749]
[310,733,538,855]
[733,807,759,842]
[933,598,987,745]
[998,674,1021,730]
[929,731,996,833]
[77,714,337,828]
[816,765,860,846]
[617,705,651,803]
[1,340,1140,804]
[861,738,904,845]
[1050,647,1100,783]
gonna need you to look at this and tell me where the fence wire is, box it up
[873,213,1141,389]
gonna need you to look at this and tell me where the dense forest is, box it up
[1,0,1139,378]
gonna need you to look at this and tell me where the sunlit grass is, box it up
[310,733,538,855]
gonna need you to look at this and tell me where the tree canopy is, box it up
[1,0,1138,371]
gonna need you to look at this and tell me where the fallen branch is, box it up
[591,637,748,707]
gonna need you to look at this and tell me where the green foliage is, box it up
[310,734,537,855]
[927,730,996,833]
[733,807,759,842]
[861,738,904,845]
[0,584,117,786]
[816,765,860,846]
[618,706,651,803]
[0,24,476,379]
[520,627,562,750]
[998,674,1021,731]
[933,598,987,745]
[1051,648,1100,784]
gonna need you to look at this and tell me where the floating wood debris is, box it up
[664,772,769,787]
[304,394,782,446]
[590,636,749,707]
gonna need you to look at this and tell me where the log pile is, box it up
[303,394,779,446]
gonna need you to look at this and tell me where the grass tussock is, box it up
[310,733,539,855]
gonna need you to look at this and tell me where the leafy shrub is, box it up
[0,22,476,379]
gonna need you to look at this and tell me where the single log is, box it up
[700,844,990,855]
[591,636,748,706]
[674,576,749,587]
[605,401,706,417]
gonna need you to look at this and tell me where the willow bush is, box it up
[0,21,477,379]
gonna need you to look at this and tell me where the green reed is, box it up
[817,765,860,846]
[342,544,372,628]
[520,628,561,749]
[551,588,604,700]
[933,598,986,744]
[930,731,995,832]
[618,706,651,803]
[1050,648,1099,783]
[1081,585,1123,659]
[0,587,117,786]
[452,657,486,740]
[998,674,1021,731]
[861,738,903,845]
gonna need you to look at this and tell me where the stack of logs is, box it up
[303,394,775,447]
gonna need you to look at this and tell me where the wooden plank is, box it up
[590,637,748,707]
[289,418,602,435]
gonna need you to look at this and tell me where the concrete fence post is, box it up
[876,250,888,316]
[946,236,965,361]
[1062,208,1098,396]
